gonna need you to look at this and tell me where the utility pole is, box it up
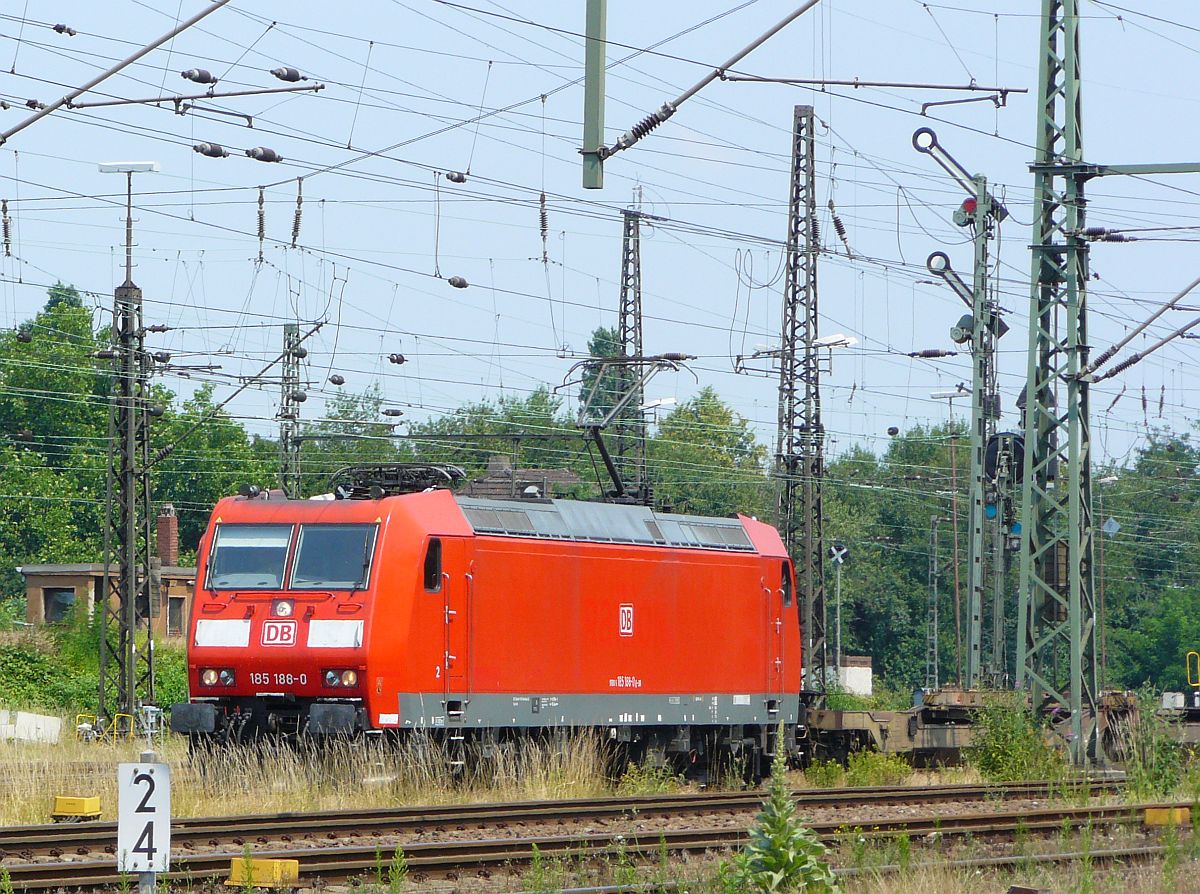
[97,164,160,731]
[614,200,649,505]
[278,323,305,498]
[1018,0,1200,765]
[776,105,826,692]
[925,515,941,691]
[915,128,1008,690]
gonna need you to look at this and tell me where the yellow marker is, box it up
[1145,806,1191,826]
[51,795,101,822]
[225,858,301,889]
[1188,651,1200,688]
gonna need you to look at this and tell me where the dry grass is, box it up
[0,730,611,825]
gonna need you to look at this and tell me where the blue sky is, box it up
[2,1,1198,470]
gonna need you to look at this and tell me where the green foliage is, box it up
[721,729,840,893]
[844,750,912,787]
[615,761,682,795]
[804,760,844,789]
[649,387,770,518]
[968,697,1064,782]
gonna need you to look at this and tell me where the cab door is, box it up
[770,560,793,703]
[439,537,473,709]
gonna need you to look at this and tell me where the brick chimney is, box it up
[157,504,179,567]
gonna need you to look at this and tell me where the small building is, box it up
[17,505,196,639]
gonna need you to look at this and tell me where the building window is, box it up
[43,587,76,623]
[167,596,186,637]
[423,538,442,591]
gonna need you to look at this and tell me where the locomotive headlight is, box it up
[340,669,358,687]
[201,668,219,686]
[272,599,294,618]
[323,669,340,687]
[218,669,235,686]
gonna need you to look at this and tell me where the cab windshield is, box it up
[290,523,378,590]
[208,524,292,589]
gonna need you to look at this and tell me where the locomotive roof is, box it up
[456,495,756,552]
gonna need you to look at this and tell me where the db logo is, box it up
[262,620,297,647]
[618,604,634,637]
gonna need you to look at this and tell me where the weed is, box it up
[1078,821,1093,894]
[1014,816,1029,858]
[720,725,840,892]
[387,845,407,894]
[893,832,911,871]
[240,844,255,894]
[805,759,845,789]
[616,761,682,796]
[844,750,912,787]
[1163,817,1181,888]
[1115,686,1183,800]
[967,694,1064,783]
[527,844,552,894]
[0,866,13,894]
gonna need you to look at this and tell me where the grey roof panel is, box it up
[456,496,755,552]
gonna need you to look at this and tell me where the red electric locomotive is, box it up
[171,466,804,769]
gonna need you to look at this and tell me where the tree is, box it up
[298,383,412,496]
[648,387,770,518]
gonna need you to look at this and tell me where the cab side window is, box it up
[423,538,442,591]
[781,560,793,607]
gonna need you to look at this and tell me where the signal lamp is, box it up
[323,670,340,687]
[218,669,235,686]
[272,599,294,618]
[340,669,358,687]
[201,668,218,686]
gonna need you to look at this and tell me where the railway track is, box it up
[3,786,1158,891]
[0,778,1103,857]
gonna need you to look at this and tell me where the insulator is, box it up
[887,426,900,437]
[809,217,819,244]
[0,101,8,111]
[271,66,305,83]
[388,353,407,365]
[52,24,77,36]
[257,188,265,262]
[447,275,468,289]
[445,171,467,184]
[291,346,308,359]
[1083,226,1107,238]
[152,351,172,363]
[193,142,228,158]
[912,348,954,358]
[291,179,303,248]
[381,408,404,417]
[181,68,217,85]
[290,390,307,403]
[539,192,549,239]
[25,100,42,110]
[2,199,10,257]
[832,213,848,241]
[246,147,282,163]
[328,374,345,386]
[147,324,170,333]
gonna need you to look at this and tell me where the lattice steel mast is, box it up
[614,205,648,504]
[97,172,156,729]
[776,105,826,689]
[279,322,303,498]
[1017,0,1096,763]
